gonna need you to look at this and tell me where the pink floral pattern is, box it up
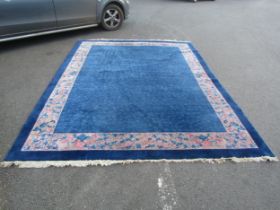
[21,41,257,151]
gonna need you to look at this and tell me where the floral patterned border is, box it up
[21,41,257,151]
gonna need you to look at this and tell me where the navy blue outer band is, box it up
[5,40,275,161]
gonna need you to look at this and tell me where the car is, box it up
[0,0,130,42]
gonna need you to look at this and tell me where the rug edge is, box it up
[4,40,276,162]
[0,156,278,168]
[85,38,192,43]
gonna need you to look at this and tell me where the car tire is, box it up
[101,4,124,31]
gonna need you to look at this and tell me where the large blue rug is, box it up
[3,40,277,167]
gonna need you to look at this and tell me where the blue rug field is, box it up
[3,40,276,167]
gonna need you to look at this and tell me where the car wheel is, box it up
[101,4,124,31]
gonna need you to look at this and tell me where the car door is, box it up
[53,0,97,27]
[0,0,56,37]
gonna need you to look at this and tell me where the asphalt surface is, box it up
[1,0,280,209]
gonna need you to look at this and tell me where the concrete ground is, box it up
[1,0,280,209]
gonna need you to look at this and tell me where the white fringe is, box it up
[0,156,278,168]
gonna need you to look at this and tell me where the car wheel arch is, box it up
[97,0,125,23]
